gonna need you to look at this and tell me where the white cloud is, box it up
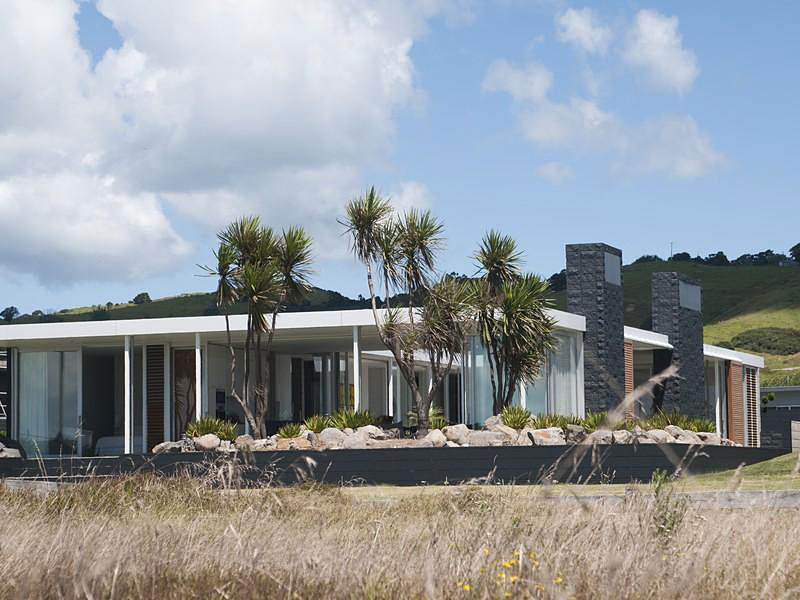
[555,8,612,54]
[482,59,552,103]
[624,9,699,93]
[0,0,459,284]
[535,161,574,183]
[485,61,722,178]
[0,173,190,284]
[391,181,432,212]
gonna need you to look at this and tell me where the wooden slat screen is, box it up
[147,346,166,451]
[744,367,758,447]
[726,362,744,445]
[624,341,634,396]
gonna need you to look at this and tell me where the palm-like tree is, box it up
[473,232,556,415]
[202,216,313,438]
[342,189,461,433]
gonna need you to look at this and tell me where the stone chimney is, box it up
[566,243,625,413]
[651,272,707,418]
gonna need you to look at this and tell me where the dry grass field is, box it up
[2,456,800,599]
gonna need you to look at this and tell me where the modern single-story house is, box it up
[0,242,765,456]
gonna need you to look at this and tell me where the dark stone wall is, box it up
[761,408,800,449]
[566,243,625,413]
[651,272,707,418]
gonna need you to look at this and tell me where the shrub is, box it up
[500,405,532,429]
[530,413,580,430]
[716,340,735,350]
[642,409,715,433]
[277,423,303,439]
[731,327,800,356]
[580,412,608,433]
[303,415,331,433]
[185,417,237,442]
[329,409,376,430]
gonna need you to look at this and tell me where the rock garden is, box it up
[152,407,739,455]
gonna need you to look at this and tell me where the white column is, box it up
[76,348,83,457]
[163,343,171,442]
[520,382,527,411]
[203,340,210,417]
[10,348,18,439]
[427,366,433,394]
[195,333,202,421]
[142,345,148,453]
[124,335,132,454]
[714,360,722,436]
[352,326,361,410]
[388,359,395,419]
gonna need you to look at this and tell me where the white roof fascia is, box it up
[0,306,586,343]
[703,344,765,369]
[624,326,672,350]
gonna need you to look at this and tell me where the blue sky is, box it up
[1,1,798,313]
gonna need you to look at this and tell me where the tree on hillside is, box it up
[202,216,313,437]
[132,292,152,305]
[790,243,800,263]
[1,306,19,323]
[341,188,472,433]
[471,231,556,415]
[706,251,729,266]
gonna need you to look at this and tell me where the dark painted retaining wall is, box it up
[0,445,787,486]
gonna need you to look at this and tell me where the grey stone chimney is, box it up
[566,243,625,413]
[651,272,707,418]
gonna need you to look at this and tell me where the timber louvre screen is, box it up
[745,367,759,447]
[146,346,166,451]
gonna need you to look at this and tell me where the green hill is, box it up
[6,260,800,386]
[553,261,800,386]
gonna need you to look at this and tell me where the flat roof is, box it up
[624,326,672,350]
[703,344,765,369]
[0,307,586,345]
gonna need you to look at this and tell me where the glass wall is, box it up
[464,330,584,424]
[17,351,80,456]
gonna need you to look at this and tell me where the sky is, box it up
[1,0,798,314]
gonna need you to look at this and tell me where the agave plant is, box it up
[329,409,376,430]
[303,415,332,433]
[185,417,237,442]
[277,423,303,439]
[500,405,532,430]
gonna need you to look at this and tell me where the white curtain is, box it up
[547,333,579,416]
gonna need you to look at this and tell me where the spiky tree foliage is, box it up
[473,230,556,415]
[341,188,467,433]
[201,216,313,437]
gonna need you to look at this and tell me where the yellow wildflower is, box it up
[463,584,471,592]
[510,576,519,583]
[554,576,564,585]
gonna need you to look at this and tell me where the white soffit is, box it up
[703,344,765,369]
[624,326,672,350]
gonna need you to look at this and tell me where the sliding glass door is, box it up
[17,351,79,456]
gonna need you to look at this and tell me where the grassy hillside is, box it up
[552,260,800,386]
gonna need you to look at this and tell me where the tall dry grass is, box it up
[1,470,799,599]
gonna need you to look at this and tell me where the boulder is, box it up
[299,430,318,445]
[216,440,236,453]
[341,433,369,449]
[488,422,519,440]
[696,432,722,445]
[631,428,655,444]
[319,427,348,448]
[235,434,255,451]
[514,427,537,446]
[664,425,702,445]
[467,430,508,447]
[527,427,567,446]
[445,441,460,448]
[645,428,675,444]
[252,438,277,451]
[412,438,435,448]
[565,424,587,444]
[194,434,221,451]
[343,428,355,435]
[612,430,634,444]
[483,415,502,430]
[152,440,184,454]
[0,447,22,459]
[583,429,613,445]
[276,437,313,450]
[357,425,388,440]
[423,429,447,448]
[443,424,470,445]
